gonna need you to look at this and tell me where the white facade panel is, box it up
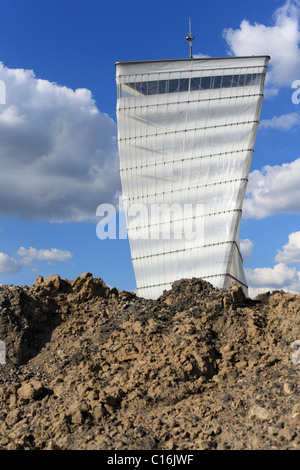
[116,56,269,77]
[116,56,269,298]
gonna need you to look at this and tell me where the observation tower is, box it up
[115,35,269,299]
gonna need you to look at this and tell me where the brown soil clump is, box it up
[0,274,299,450]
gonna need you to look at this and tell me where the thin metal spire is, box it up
[185,18,194,59]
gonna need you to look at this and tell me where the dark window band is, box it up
[118,73,262,98]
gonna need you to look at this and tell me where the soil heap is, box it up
[0,273,299,450]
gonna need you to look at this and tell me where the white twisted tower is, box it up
[116,55,269,299]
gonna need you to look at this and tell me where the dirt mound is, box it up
[0,273,299,450]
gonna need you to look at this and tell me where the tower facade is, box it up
[116,56,269,299]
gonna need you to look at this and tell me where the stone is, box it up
[132,321,143,334]
[43,274,62,291]
[17,380,47,401]
[71,409,85,425]
[248,405,271,421]
[267,426,279,437]
[92,404,107,420]
[230,282,246,305]
[283,382,293,394]
[5,409,22,426]
[134,426,146,438]
[35,275,44,285]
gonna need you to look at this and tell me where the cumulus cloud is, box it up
[223,0,300,90]
[243,158,300,219]
[246,262,300,297]
[260,112,300,130]
[246,262,298,287]
[246,232,300,297]
[16,246,72,265]
[0,62,121,222]
[0,253,20,273]
[240,238,254,261]
[275,231,300,263]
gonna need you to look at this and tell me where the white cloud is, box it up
[0,253,20,273]
[194,53,211,58]
[246,232,300,297]
[260,112,300,131]
[246,262,298,287]
[275,231,300,263]
[240,238,254,261]
[243,158,300,219]
[0,62,121,222]
[264,87,280,99]
[16,246,72,265]
[223,0,300,89]
[246,262,300,297]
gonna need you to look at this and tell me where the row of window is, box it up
[118,73,263,98]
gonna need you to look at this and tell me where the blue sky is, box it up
[0,0,299,296]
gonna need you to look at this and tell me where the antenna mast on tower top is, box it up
[186,18,194,59]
